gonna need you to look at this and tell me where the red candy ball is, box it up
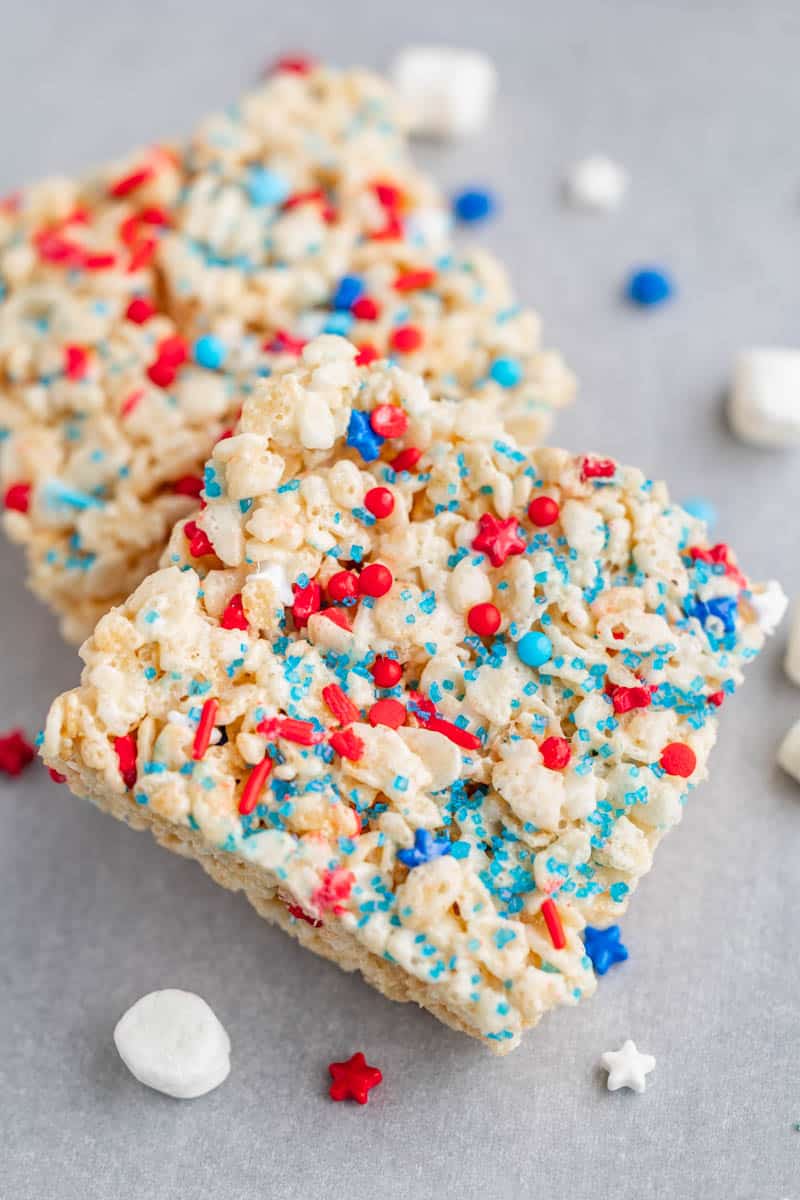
[327,570,359,602]
[364,487,395,519]
[660,742,696,778]
[528,495,560,527]
[358,563,393,598]
[539,736,571,770]
[368,698,406,729]
[370,404,408,439]
[389,325,423,354]
[371,656,403,688]
[467,602,501,637]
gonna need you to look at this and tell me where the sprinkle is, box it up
[389,324,423,353]
[583,925,628,975]
[63,344,89,380]
[355,343,379,367]
[291,580,321,627]
[659,742,696,778]
[220,593,249,631]
[194,334,227,370]
[471,512,526,566]
[312,867,354,914]
[393,268,436,292]
[453,188,495,223]
[398,829,452,869]
[329,728,364,761]
[489,357,522,388]
[423,716,480,751]
[285,898,323,927]
[352,296,379,321]
[331,274,364,310]
[368,698,406,729]
[192,699,218,761]
[184,520,215,559]
[516,631,553,668]
[609,685,652,714]
[682,497,717,529]
[114,733,138,789]
[172,475,204,498]
[246,166,290,207]
[467,602,501,637]
[581,456,616,480]
[0,729,35,776]
[391,446,422,472]
[108,164,154,198]
[358,562,393,598]
[272,53,316,75]
[48,768,67,784]
[322,684,360,726]
[4,482,31,513]
[527,495,560,526]
[364,486,395,519]
[327,570,359,602]
[626,267,674,307]
[540,737,571,770]
[370,404,408,439]
[346,409,384,462]
[239,756,273,815]
[260,717,324,746]
[540,897,566,949]
[328,1052,382,1105]
[371,656,403,688]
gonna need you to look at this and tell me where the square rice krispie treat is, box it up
[43,338,775,1051]
[0,65,573,642]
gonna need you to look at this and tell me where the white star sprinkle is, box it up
[600,1039,656,1094]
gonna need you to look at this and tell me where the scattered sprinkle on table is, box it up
[583,925,628,975]
[453,188,496,223]
[0,729,35,776]
[626,267,674,307]
[328,1052,383,1104]
[600,1040,656,1093]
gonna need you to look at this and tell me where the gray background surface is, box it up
[0,1,798,1197]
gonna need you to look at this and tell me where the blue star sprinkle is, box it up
[687,595,738,635]
[397,829,452,869]
[346,409,384,463]
[583,925,628,975]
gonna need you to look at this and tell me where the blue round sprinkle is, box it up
[626,267,674,307]
[516,631,553,668]
[331,274,364,311]
[194,334,226,370]
[489,357,523,388]
[453,188,495,223]
[682,497,717,529]
[246,166,290,207]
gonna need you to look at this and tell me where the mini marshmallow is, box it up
[564,155,628,212]
[777,718,800,784]
[750,579,788,636]
[784,598,800,686]
[113,989,230,1099]
[252,561,294,606]
[390,46,497,139]
[728,349,800,448]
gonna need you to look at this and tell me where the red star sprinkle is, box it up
[608,684,652,714]
[471,513,527,567]
[312,868,355,915]
[0,729,35,776]
[581,456,616,480]
[328,1052,383,1105]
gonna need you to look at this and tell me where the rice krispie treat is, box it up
[0,65,573,642]
[43,338,773,1051]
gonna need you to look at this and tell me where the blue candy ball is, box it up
[247,166,290,207]
[453,188,495,223]
[517,631,553,668]
[194,334,227,370]
[682,497,717,529]
[626,267,674,307]
[331,274,364,311]
[489,357,523,388]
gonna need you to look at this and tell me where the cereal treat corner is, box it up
[43,338,773,1051]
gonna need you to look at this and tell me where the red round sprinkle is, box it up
[368,698,406,729]
[146,359,177,389]
[393,268,436,292]
[528,495,560,526]
[364,486,395,519]
[220,593,249,631]
[272,54,315,75]
[63,344,89,381]
[370,404,408,439]
[371,656,403,688]
[467,602,501,637]
[540,897,567,950]
[48,768,67,784]
[172,475,204,497]
[351,296,379,321]
[114,734,138,789]
[156,335,189,367]
[540,736,571,770]
[327,570,359,602]
[125,296,156,324]
[358,563,393,598]
[355,343,379,367]
[239,755,273,815]
[0,729,35,777]
[291,581,321,627]
[192,698,219,761]
[660,742,696,778]
[4,482,31,514]
[328,1051,383,1105]
[389,324,423,354]
[391,446,422,473]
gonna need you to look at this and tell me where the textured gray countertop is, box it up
[1,2,799,1197]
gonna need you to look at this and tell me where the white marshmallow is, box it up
[777,718,800,784]
[750,579,788,636]
[784,598,800,686]
[564,155,628,212]
[114,989,230,1099]
[728,349,800,448]
[251,560,293,606]
[390,47,497,139]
